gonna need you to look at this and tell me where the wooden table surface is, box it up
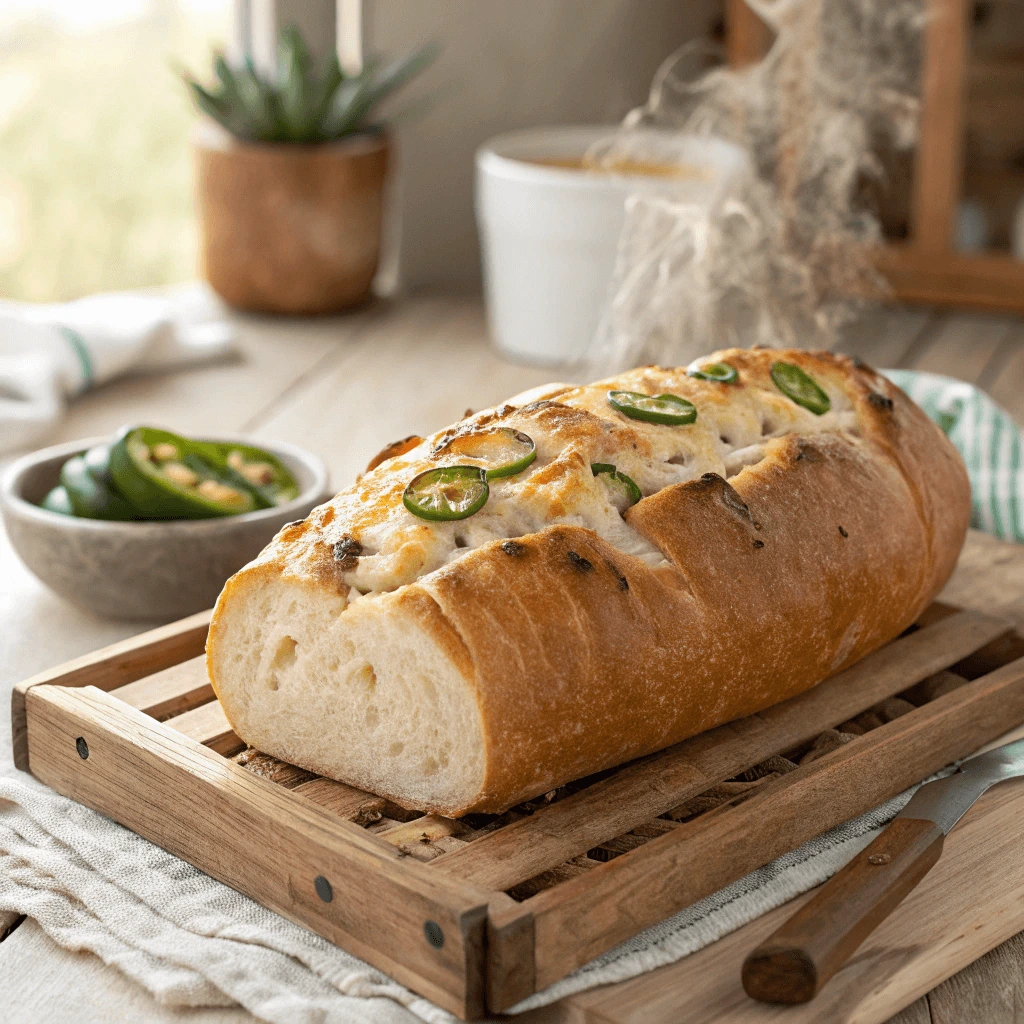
[2,288,1023,1023]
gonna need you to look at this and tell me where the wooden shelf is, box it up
[727,0,1024,316]
[878,244,1024,314]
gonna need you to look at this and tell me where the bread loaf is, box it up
[206,348,970,816]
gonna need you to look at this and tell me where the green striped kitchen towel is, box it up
[884,370,1023,544]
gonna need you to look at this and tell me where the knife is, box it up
[742,736,1024,1004]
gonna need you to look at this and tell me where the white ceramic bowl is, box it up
[475,126,748,367]
[1,436,331,622]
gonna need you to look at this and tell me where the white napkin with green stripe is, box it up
[0,292,235,456]
[884,370,1023,544]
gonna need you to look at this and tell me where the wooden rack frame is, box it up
[726,0,1024,315]
[11,602,1024,1017]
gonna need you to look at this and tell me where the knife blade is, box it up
[741,736,1024,1005]
[895,735,1024,834]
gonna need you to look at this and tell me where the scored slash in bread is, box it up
[206,348,970,816]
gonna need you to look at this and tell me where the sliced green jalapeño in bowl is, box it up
[435,427,536,480]
[591,463,642,512]
[687,361,738,383]
[607,390,698,425]
[770,362,831,415]
[403,465,489,522]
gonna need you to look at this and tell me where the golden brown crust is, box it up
[364,434,424,474]
[208,347,971,815]
[425,350,968,812]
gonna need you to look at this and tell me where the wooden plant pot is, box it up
[195,124,389,315]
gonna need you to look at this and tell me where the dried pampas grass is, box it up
[587,0,924,372]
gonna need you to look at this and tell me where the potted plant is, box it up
[184,29,437,315]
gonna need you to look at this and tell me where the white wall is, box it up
[233,0,338,73]
[362,0,721,292]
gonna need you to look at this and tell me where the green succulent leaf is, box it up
[184,30,438,144]
[365,42,440,108]
[213,53,238,94]
[303,55,345,142]
[209,55,252,138]
[320,56,380,137]
[277,25,310,84]
[277,25,311,140]
[184,78,236,134]
[235,57,279,140]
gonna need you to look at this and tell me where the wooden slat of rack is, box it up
[290,777,388,821]
[23,683,491,1018]
[497,656,1024,1005]
[376,816,474,862]
[431,610,1009,892]
[164,700,243,757]
[11,609,212,772]
[109,657,212,720]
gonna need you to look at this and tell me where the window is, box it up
[0,0,229,301]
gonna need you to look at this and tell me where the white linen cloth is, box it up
[0,292,235,455]
[0,770,929,1024]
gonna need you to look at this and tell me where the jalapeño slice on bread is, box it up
[771,362,831,415]
[608,390,698,425]
[434,427,536,480]
[687,361,738,383]
[591,463,642,512]
[403,465,489,521]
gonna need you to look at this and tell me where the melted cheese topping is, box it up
[317,352,864,598]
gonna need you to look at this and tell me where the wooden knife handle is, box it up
[742,817,945,1004]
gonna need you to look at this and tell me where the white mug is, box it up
[475,126,748,367]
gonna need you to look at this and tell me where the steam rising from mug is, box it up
[586,0,925,374]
